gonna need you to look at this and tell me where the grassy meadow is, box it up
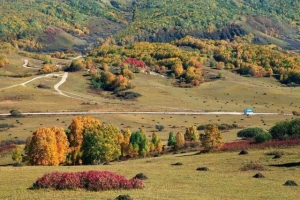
[0,54,300,199]
[1,148,300,199]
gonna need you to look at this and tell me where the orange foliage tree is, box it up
[118,129,132,157]
[25,126,69,166]
[0,54,9,68]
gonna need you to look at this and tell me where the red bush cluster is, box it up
[123,58,146,68]
[220,138,300,151]
[0,144,15,153]
[32,171,144,191]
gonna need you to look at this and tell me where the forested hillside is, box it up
[1,0,300,51]
[115,0,300,48]
[0,0,128,50]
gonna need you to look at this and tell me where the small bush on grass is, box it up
[237,127,266,139]
[240,161,265,171]
[31,171,144,191]
[117,92,141,99]
[155,124,165,131]
[254,132,272,143]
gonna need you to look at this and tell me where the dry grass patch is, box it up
[240,161,265,171]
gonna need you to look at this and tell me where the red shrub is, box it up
[220,138,300,151]
[32,171,144,191]
[123,58,146,68]
[0,144,15,153]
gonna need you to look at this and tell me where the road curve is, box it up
[0,111,286,116]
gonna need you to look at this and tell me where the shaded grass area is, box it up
[0,148,300,199]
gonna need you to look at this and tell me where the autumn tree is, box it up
[66,116,100,165]
[81,124,121,164]
[175,131,185,149]
[39,64,61,74]
[167,131,176,146]
[184,125,199,141]
[12,146,22,163]
[118,129,132,157]
[200,124,223,151]
[0,54,9,68]
[25,127,69,166]
[129,130,149,157]
[150,132,163,153]
[67,60,86,72]
[121,67,135,79]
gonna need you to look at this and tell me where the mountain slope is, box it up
[115,0,300,49]
[0,0,300,51]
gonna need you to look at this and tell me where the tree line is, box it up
[19,116,223,166]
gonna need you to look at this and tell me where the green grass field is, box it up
[0,147,300,199]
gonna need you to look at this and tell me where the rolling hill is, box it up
[0,0,300,51]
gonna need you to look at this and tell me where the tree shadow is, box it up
[269,162,300,168]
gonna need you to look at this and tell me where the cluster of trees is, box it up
[0,54,9,68]
[23,116,163,166]
[39,64,61,74]
[168,125,223,151]
[91,71,132,92]
[21,117,225,166]
[237,118,300,143]
[90,42,206,86]
[174,36,300,84]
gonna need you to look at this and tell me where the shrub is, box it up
[254,132,272,143]
[10,110,22,117]
[0,139,25,146]
[237,127,266,139]
[269,121,290,140]
[220,138,300,151]
[270,119,300,140]
[155,124,165,131]
[240,161,265,171]
[31,171,144,191]
[117,92,141,99]
[289,118,300,138]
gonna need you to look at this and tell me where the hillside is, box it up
[0,0,300,51]
[115,0,300,48]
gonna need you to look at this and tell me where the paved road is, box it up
[0,111,286,116]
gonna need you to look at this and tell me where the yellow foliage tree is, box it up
[81,124,121,164]
[113,75,130,89]
[200,124,223,151]
[0,54,9,68]
[150,132,163,153]
[175,131,185,149]
[184,125,199,141]
[12,146,22,163]
[25,126,69,166]
[67,116,100,164]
